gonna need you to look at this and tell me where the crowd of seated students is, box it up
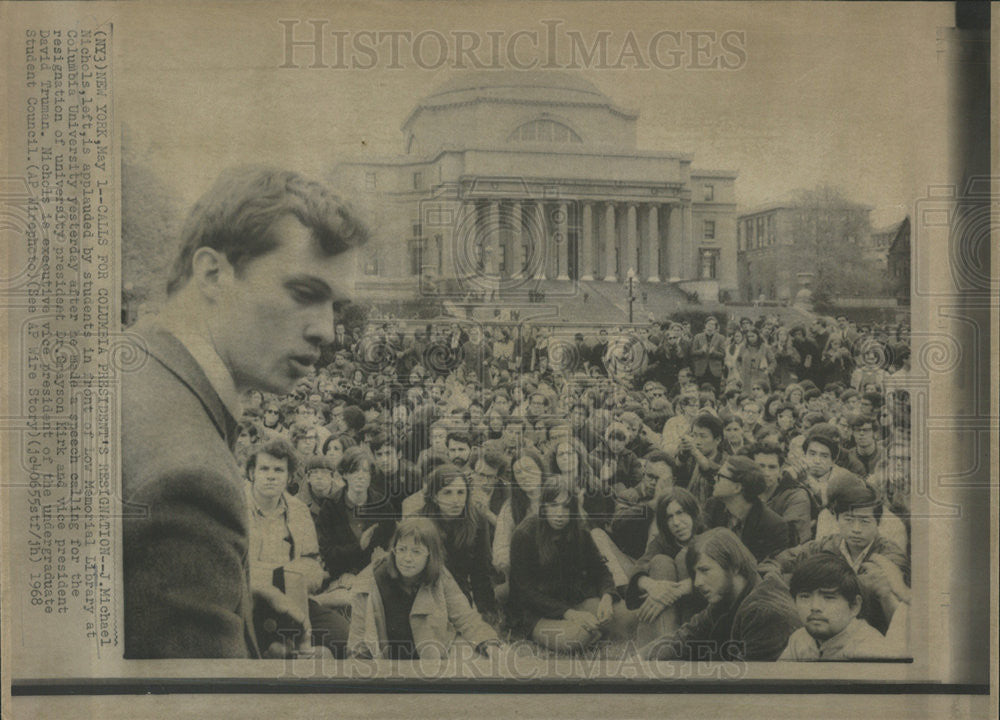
[232,313,913,662]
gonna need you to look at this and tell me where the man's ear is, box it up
[190,247,232,300]
[850,593,863,617]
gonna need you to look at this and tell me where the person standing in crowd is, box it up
[123,166,367,658]
[640,528,801,661]
[509,479,638,652]
[691,316,726,391]
[347,518,501,660]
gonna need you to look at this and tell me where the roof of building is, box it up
[403,70,637,128]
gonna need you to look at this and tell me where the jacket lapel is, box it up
[137,324,239,448]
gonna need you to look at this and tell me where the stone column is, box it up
[556,201,569,280]
[537,201,551,280]
[646,203,660,282]
[511,200,523,278]
[580,202,594,280]
[666,203,683,282]
[625,203,638,278]
[486,200,500,278]
[603,202,617,281]
[682,201,693,280]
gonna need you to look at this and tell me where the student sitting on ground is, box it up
[347,517,501,660]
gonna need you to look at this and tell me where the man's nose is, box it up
[305,304,337,347]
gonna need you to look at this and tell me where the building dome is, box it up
[402,71,637,154]
[420,70,614,108]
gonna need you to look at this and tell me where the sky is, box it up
[105,1,953,228]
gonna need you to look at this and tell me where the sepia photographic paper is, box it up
[1,1,995,718]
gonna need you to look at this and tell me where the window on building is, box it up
[700,249,719,280]
[508,119,583,143]
[704,184,715,201]
[499,244,508,274]
[756,217,765,248]
[413,172,423,190]
[365,172,377,190]
[364,252,379,276]
[412,222,423,239]
[703,220,716,240]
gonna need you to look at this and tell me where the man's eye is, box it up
[290,286,324,303]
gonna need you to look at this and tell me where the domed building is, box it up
[331,71,737,305]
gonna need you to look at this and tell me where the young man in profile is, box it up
[122,167,367,658]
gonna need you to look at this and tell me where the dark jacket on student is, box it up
[508,515,619,634]
[640,571,802,661]
[705,498,792,562]
[315,489,396,581]
[423,508,498,616]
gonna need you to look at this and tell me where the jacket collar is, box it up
[135,322,239,449]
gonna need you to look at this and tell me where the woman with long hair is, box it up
[417,464,498,615]
[492,448,546,577]
[770,326,801,390]
[736,327,775,391]
[508,478,637,652]
[624,488,707,646]
[315,447,395,590]
[347,517,500,660]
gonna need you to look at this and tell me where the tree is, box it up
[787,185,886,304]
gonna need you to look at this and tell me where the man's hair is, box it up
[685,527,758,582]
[305,455,338,473]
[804,424,841,458]
[446,430,472,447]
[788,552,863,604]
[830,480,883,523]
[848,412,879,430]
[368,431,398,455]
[643,449,676,468]
[692,411,724,440]
[166,166,368,295]
[246,438,298,479]
[724,455,768,500]
[337,445,372,476]
[749,440,786,466]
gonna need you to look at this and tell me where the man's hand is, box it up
[858,560,892,599]
[637,596,666,624]
[870,554,910,603]
[564,609,599,633]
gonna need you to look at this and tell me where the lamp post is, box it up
[626,267,637,324]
